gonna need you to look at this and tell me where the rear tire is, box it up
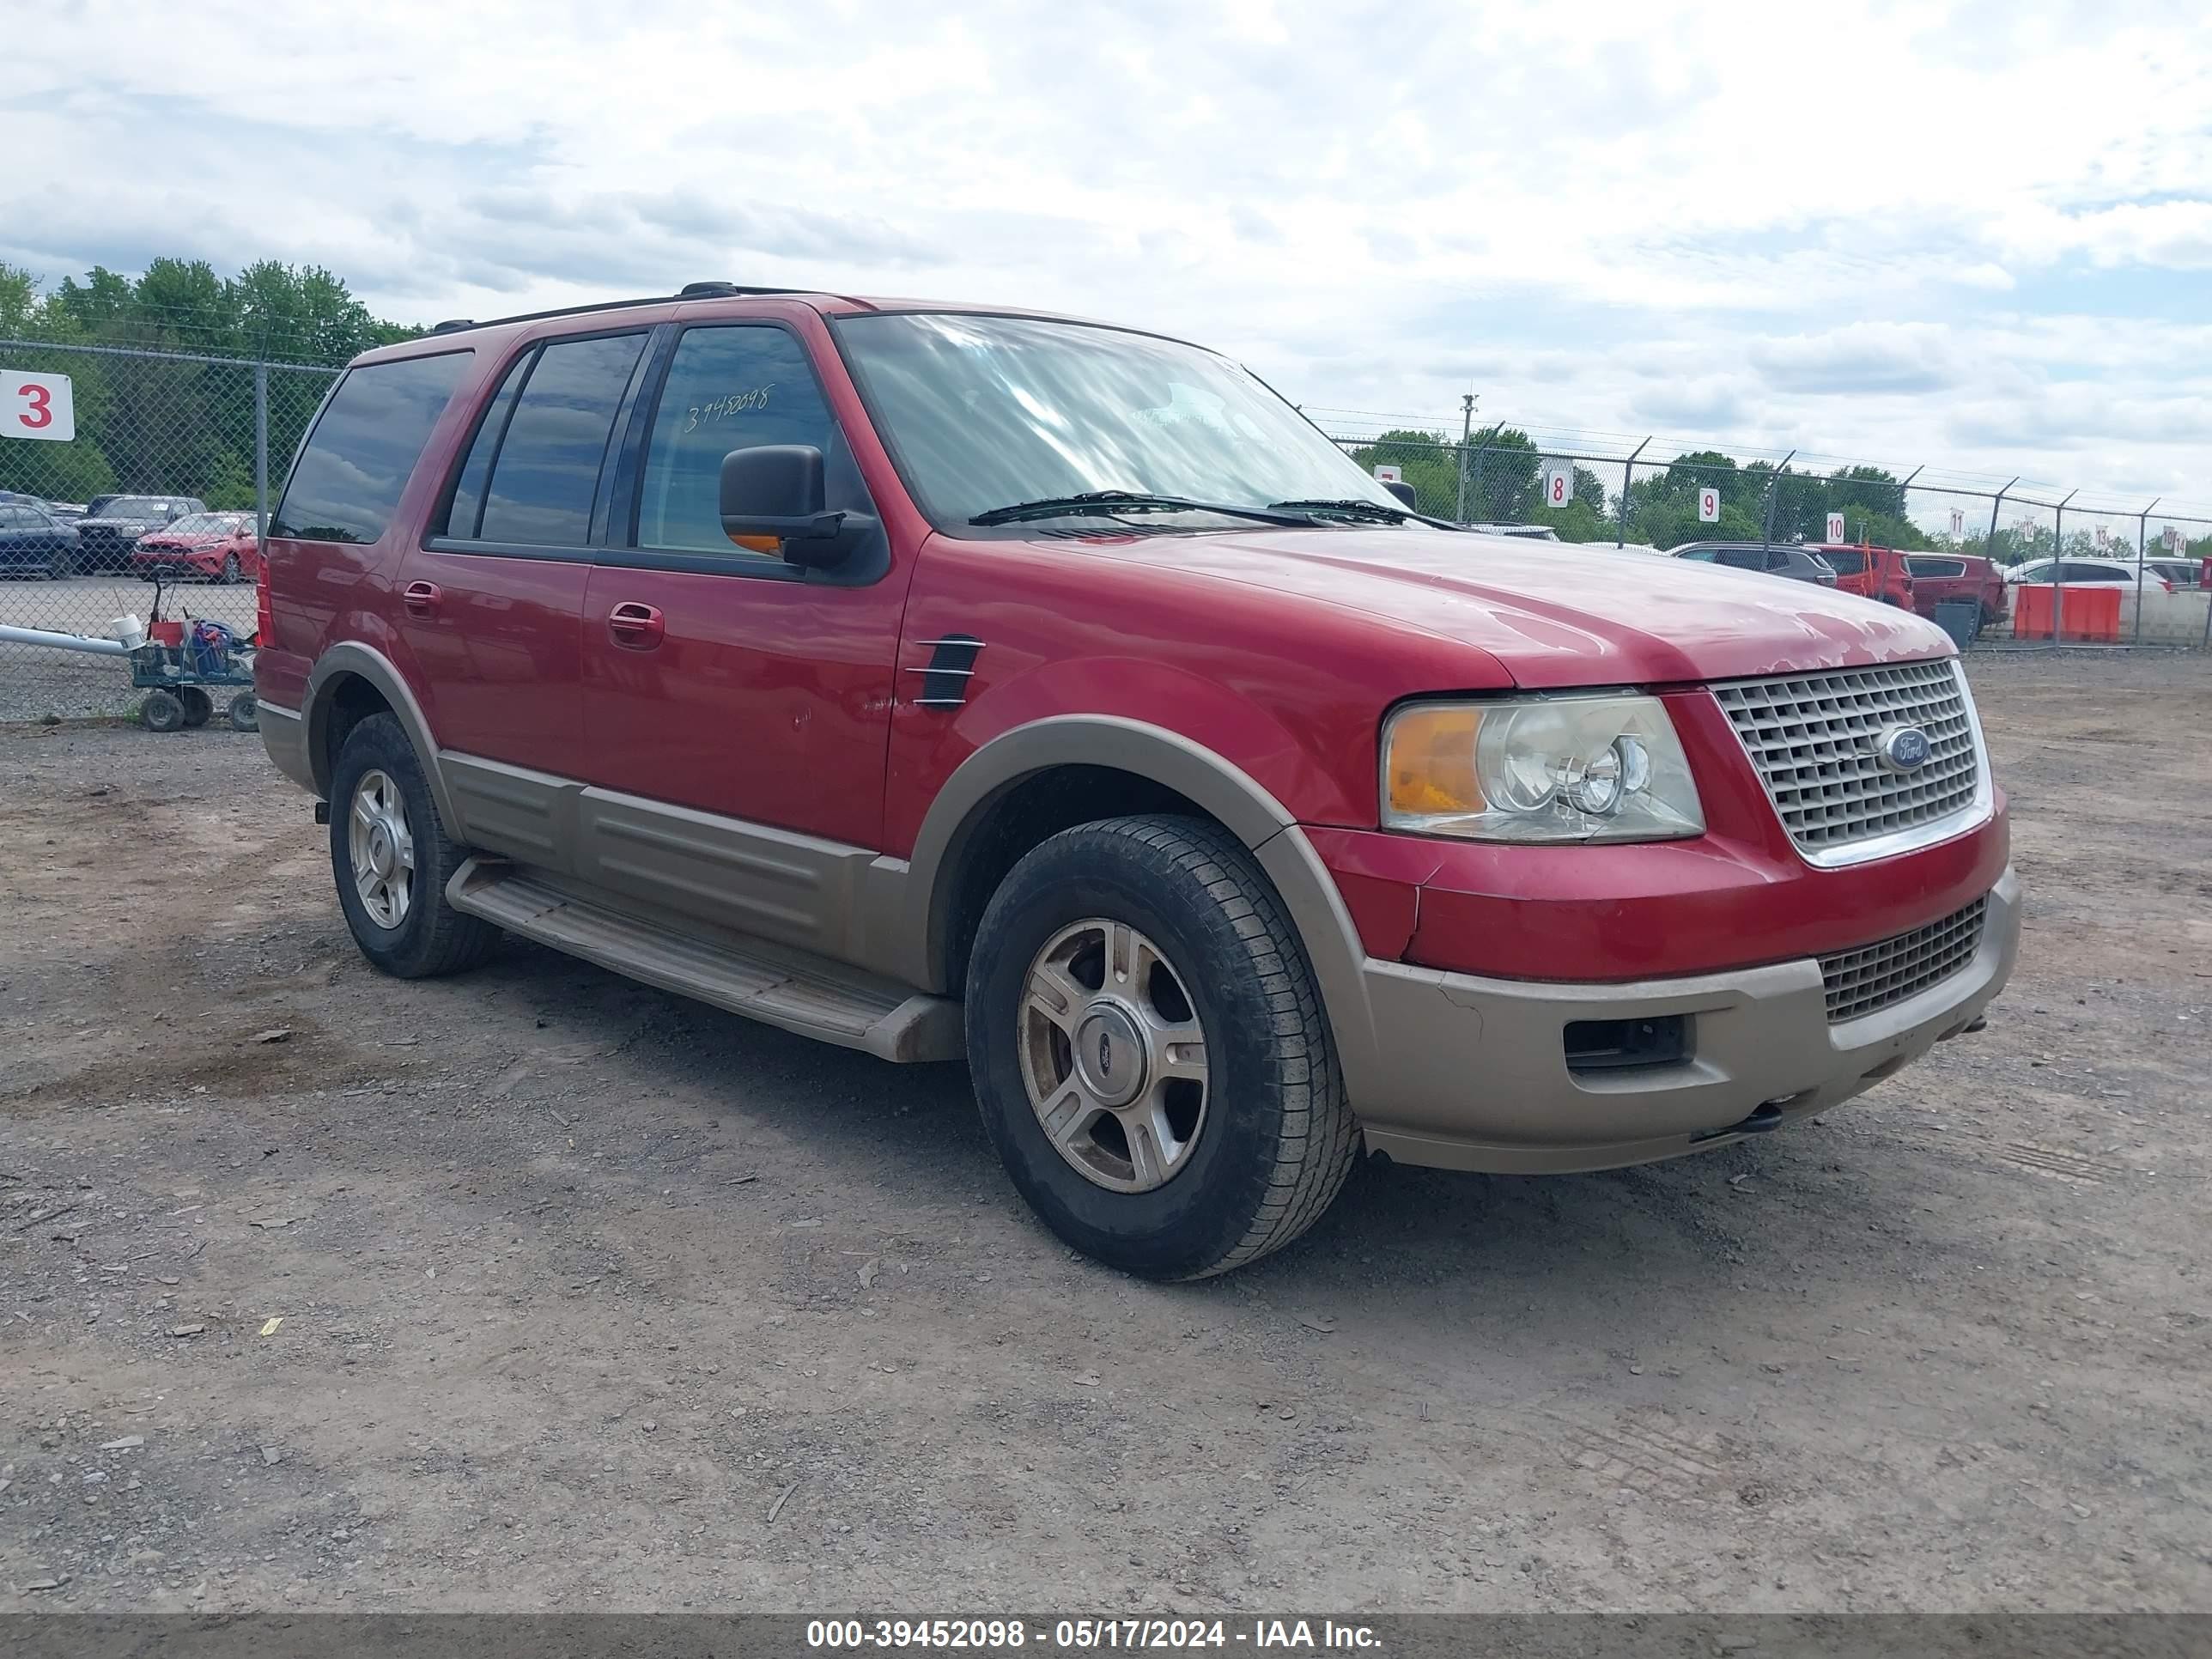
[178,686,213,728]
[965,814,1358,1279]
[328,712,499,979]
[227,692,258,732]
[219,553,240,584]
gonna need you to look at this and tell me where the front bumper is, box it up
[1353,866,2020,1174]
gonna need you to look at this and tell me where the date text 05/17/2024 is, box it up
[804,1619,1384,1650]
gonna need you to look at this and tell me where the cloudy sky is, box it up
[9,0,2211,529]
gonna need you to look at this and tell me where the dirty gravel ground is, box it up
[1,651,2206,1614]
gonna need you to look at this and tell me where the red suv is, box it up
[1905,553,2008,626]
[1808,542,1916,607]
[255,286,2019,1279]
[131,509,263,584]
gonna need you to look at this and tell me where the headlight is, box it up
[1382,694,1704,843]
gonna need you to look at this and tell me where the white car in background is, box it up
[2005,556,2207,640]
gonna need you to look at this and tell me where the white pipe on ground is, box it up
[0,624,131,657]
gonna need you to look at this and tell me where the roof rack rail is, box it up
[412,286,808,341]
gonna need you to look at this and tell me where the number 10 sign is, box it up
[7,372,76,442]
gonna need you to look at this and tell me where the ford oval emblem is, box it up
[1875,725,1932,774]
[1097,1030,1114,1079]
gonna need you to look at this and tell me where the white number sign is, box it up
[1826,512,1845,543]
[1949,508,1965,538]
[2165,525,2186,552]
[1542,463,1571,508]
[2094,524,2108,548]
[1373,464,1402,484]
[5,371,75,442]
[1697,486,1720,523]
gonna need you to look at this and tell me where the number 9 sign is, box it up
[6,372,76,443]
[1697,486,1720,523]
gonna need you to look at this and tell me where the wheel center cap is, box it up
[367,823,394,878]
[1073,1004,1146,1108]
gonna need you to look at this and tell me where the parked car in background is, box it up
[131,509,262,583]
[0,501,80,578]
[256,285,2016,1279]
[69,495,208,574]
[42,501,88,523]
[1808,543,1915,607]
[2140,556,2203,591]
[2004,557,2168,592]
[1906,554,2008,624]
[1668,541,1838,586]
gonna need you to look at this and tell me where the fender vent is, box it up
[905,635,983,709]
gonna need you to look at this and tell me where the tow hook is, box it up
[1692,1102,1786,1144]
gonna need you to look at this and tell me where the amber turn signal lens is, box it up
[1385,706,1483,817]
[727,532,783,555]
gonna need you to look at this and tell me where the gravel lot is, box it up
[1,650,2207,1613]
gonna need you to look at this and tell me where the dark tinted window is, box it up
[636,326,843,555]
[1908,557,1966,578]
[1676,548,1717,562]
[2058,562,2127,582]
[272,353,470,544]
[1823,549,1866,575]
[478,333,646,547]
[1717,548,1764,570]
[442,352,532,539]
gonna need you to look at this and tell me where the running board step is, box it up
[447,858,962,1063]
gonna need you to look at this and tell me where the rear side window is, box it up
[477,333,647,547]
[441,352,532,539]
[635,325,844,556]
[1823,550,1866,575]
[1909,557,1966,578]
[272,352,470,544]
[1717,548,1763,570]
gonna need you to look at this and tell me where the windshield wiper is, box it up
[1268,497,1466,530]
[969,490,1317,528]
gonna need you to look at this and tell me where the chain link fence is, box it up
[3,339,2209,720]
[0,338,336,717]
[1335,422,2212,651]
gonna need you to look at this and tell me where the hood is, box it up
[137,530,224,548]
[1078,526,1955,688]
[78,516,161,532]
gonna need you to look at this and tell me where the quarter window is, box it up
[477,333,647,547]
[443,352,532,539]
[272,352,471,544]
[636,326,844,556]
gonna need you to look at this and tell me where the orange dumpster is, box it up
[2013,584,2121,642]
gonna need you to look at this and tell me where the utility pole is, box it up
[1454,392,1478,524]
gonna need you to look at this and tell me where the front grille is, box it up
[1713,659,1980,857]
[1820,896,1986,1024]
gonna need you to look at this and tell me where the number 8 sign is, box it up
[1542,463,1571,508]
[6,372,76,442]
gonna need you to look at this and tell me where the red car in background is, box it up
[1807,543,1915,607]
[131,510,263,583]
[1905,553,2008,625]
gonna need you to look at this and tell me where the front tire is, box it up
[328,712,499,979]
[965,815,1358,1279]
[219,553,240,584]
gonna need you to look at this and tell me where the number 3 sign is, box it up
[6,372,76,442]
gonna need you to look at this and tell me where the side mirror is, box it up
[719,445,875,570]
[1381,479,1418,510]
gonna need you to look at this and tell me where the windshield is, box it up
[163,513,225,535]
[835,313,1403,527]
[100,497,177,520]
